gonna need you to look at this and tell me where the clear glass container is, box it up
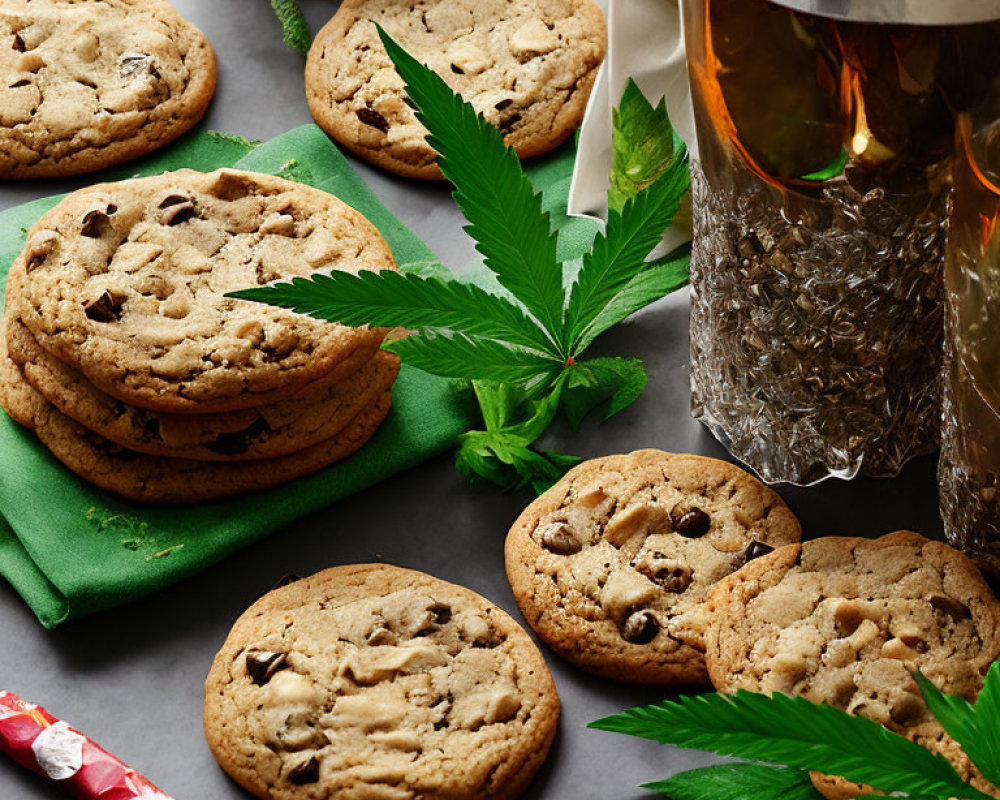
[682,0,999,484]
[940,103,1000,577]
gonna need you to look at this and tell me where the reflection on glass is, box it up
[941,110,1000,577]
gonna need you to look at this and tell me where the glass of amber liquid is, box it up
[683,0,1000,484]
[941,104,1000,577]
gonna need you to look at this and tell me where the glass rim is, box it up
[767,0,1000,24]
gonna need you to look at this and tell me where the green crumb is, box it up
[274,158,313,184]
[147,544,185,562]
[207,130,261,149]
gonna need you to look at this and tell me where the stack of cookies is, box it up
[0,168,400,504]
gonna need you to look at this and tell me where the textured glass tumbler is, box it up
[940,111,1000,578]
[682,0,998,485]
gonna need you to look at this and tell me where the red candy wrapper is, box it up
[0,691,174,799]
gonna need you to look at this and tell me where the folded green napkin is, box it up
[0,125,495,627]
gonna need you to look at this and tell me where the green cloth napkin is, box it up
[0,124,593,628]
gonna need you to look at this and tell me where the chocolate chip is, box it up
[8,79,30,88]
[494,99,513,111]
[429,604,452,625]
[357,107,390,133]
[206,418,268,456]
[158,194,188,209]
[622,610,659,644]
[81,206,115,238]
[120,53,154,80]
[499,113,522,133]
[653,565,692,593]
[671,505,711,538]
[158,199,196,226]
[743,540,775,563]
[246,651,289,686]
[930,595,970,623]
[288,756,319,785]
[535,522,581,555]
[450,63,464,74]
[12,33,24,52]
[84,291,124,322]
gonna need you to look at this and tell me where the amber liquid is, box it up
[685,0,1000,484]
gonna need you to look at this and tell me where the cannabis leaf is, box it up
[232,30,690,491]
[592,689,996,800]
[643,764,824,800]
[377,26,566,345]
[915,664,1000,789]
[270,0,313,53]
[609,79,687,212]
[232,270,554,352]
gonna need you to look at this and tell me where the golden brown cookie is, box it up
[305,0,606,179]
[505,449,802,685]
[7,313,399,461]
[705,532,1000,799]
[10,168,396,415]
[0,0,217,178]
[204,564,560,800]
[0,340,393,503]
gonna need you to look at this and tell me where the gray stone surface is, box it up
[0,1,945,797]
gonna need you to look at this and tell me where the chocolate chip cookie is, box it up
[0,0,217,179]
[705,532,1000,799]
[305,0,607,179]
[7,314,399,461]
[0,342,393,503]
[504,450,802,685]
[204,564,560,800]
[11,168,396,415]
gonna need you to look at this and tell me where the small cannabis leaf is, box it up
[232,29,690,491]
[593,666,1000,800]
[270,0,312,53]
[609,79,688,212]
[644,764,824,800]
[914,665,1000,790]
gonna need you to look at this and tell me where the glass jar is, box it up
[682,0,1000,484]
[940,101,1000,577]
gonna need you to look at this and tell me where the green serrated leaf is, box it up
[386,331,561,383]
[915,665,1000,789]
[565,159,690,352]
[270,0,313,53]
[454,429,577,492]
[590,691,990,800]
[643,764,826,800]
[561,357,647,428]
[574,252,690,352]
[609,79,684,213]
[229,270,554,353]
[377,26,566,349]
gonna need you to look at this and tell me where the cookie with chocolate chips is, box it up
[504,449,802,685]
[0,340,393,503]
[10,168,396,415]
[6,314,399,461]
[704,532,1000,799]
[0,0,216,179]
[204,564,560,800]
[305,0,607,179]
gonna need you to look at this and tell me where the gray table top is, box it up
[0,1,946,798]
